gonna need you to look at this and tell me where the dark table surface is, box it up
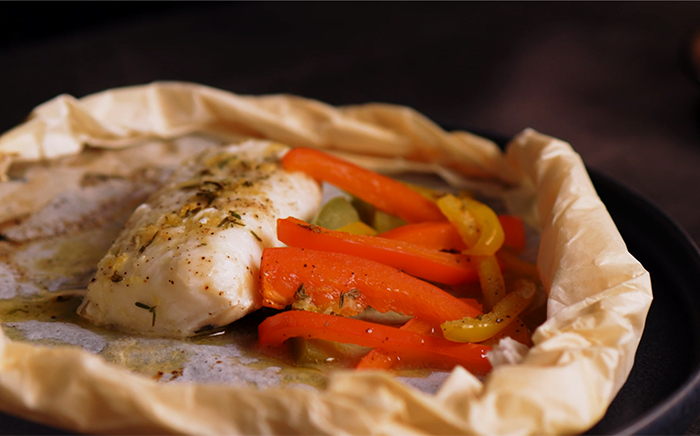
[1,2,700,434]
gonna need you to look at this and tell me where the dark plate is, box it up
[478,129,700,435]
[1,131,700,435]
[584,169,700,435]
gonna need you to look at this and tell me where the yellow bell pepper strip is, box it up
[282,147,447,223]
[259,247,482,324]
[335,221,378,236]
[259,310,493,375]
[441,279,537,343]
[277,217,480,286]
[476,255,507,311]
[436,194,505,256]
[481,316,532,347]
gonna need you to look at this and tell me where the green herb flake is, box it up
[294,283,309,301]
[218,210,245,228]
[138,230,160,254]
[135,302,157,327]
[339,288,361,308]
[182,206,202,218]
[250,230,262,242]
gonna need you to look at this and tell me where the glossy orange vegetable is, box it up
[356,317,436,370]
[379,222,467,252]
[499,215,527,253]
[357,297,482,370]
[358,311,531,369]
[277,217,479,285]
[378,215,526,253]
[258,310,492,375]
[259,247,482,324]
[282,147,446,223]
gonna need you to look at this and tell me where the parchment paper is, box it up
[0,82,652,435]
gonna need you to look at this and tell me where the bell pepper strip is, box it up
[358,315,531,369]
[475,255,507,311]
[496,248,540,282]
[357,296,483,370]
[260,247,482,325]
[336,221,378,236]
[436,194,505,256]
[277,217,479,286]
[356,317,436,370]
[281,147,446,223]
[498,215,527,253]
[441,279,536,343]
[403,182,447,202]
[378,216,526,253]
[258,310,492,375]
[379,222,468,252]
[481,316,532,347]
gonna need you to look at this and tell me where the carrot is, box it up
[258,310,492,375]
[282,148,446,223]
[277,217,478,286]
[259,247,482,325]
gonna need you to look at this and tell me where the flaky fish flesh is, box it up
[77,140,322,337]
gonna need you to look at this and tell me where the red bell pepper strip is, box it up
[498,215,527,253]
[260,247,482,325]
[379,222,468,252]
[281,147,446,223]
[358,311,530,370]
[277,217,478,286]
[258,310,492,375]
[356,317,438,370]
[378,215,527,253]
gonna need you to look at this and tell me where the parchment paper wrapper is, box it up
[0,82,652,435]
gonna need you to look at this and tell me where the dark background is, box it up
[1,2,700,434]
[2,3,700,245]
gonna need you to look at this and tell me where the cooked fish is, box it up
[77,140,322,337]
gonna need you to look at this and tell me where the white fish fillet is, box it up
[77,140,321,337]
